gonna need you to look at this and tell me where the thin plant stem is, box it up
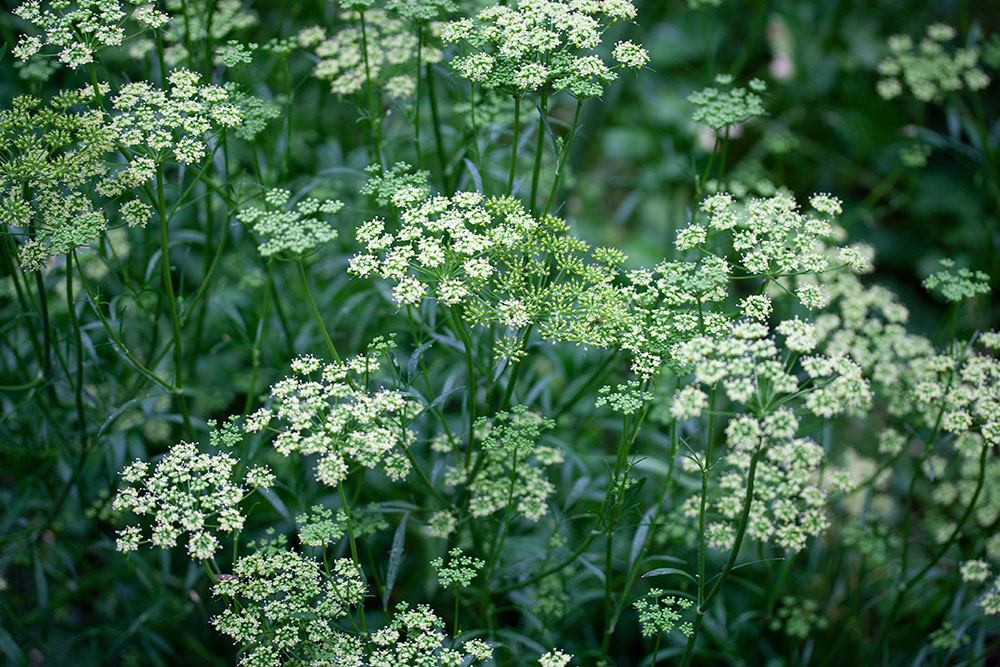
[679,447,764,667]
[507,95,521,196]
[529,90,549,213]
[414,24,425,169]
[296,258,341,363]
[542,98,583,217]
[359,10,384,168]
[426,62,449,193]
[155,169,194,438]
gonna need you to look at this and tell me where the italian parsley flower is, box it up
[237,187,344,258]
[431,548,485,588]
[446,409,561,522]
[13,0,171,71]
[249,346,420,488]
[612,40,649,68]
[0,91,127,269]
[877,24,990,102]
[308,9,442,97]
[105,69,244,172]
[113,439,274,560]
[539,649,574,667]
[212,550,365,664]
[689,75,767,132]
[922,259,991,302]
[960,559,991,583]
[369,602,494,665]
[442,0,645,98]
[634,588,694,638]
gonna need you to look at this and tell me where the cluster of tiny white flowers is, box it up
[0,90,129,269]
[442,0,644,97]
[211,550,365,665]
[304,10,443,98]
[245,349,420,488]
[369,602,494,665]
[688,75,767,132]
[155,0,259,67]
[350,164,640,360]
[444,408,562,522]
[538,648,574,667]
[113,440,274,560]
[923,258,992,303]
[237,187,344,258]
[633,588,694,638]
[877,24,991,102]
[432,547,485,588]
[13,0,170,70]
[104,69,244,176]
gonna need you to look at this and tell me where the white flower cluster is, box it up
[672,322,868,551]
[877,24,991,102]
[350,167,633,359]
[369,603,494,665]
[444,408,562,522]
[157,0,259,67]
[303,9,443,99]
[237,188,344,258]
[113,440,274,560]
[672,321,871,418]
[212,550,365,665]
[0,90,128,269]
[245,350,420,488]
[13,0,170,70]
[688,75,767,132]
[442,0,645,97]
[899,340,1000,444]
[104,69,244,173]
[676,192,856,311]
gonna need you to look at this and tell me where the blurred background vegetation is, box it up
[0,0,997,664]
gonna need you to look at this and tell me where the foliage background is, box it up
[0,0,997,665]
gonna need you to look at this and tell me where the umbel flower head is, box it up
[237,187,344,258]
[211,549,366,666]
[444,408,562,522]
[876,23,991,102]
[113,439,275,561]
[157,0,259,67]
[104,69,244,174]
[441,0,646,98]
[673,321,869,551]
[674,191,856,311]
[688,75,767,133]
[0,89,139,270]
[13,0,170,71]
[303,9,443,99]
[245,343,421,488]
[349,163,657,362]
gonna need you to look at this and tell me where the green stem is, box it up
[541,98,583,217]
[507,95,521,196]
[155,169,193,438]
[338,483,367,634]
[243,261,274,414]
[679,447,764,667]
[359,10,383,168]
[529,90,549,213]
[296,259,341,363]
[426,62,449,193]
[414,25,425,169]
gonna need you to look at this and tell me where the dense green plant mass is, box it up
[1,1,998,666]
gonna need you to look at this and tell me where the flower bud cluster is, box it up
[442,0,645,98]
[245,349,420,488]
